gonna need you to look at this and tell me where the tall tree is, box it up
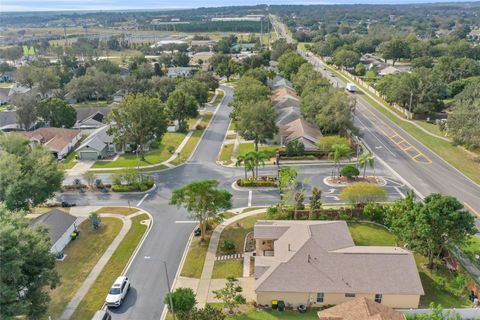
[166,89,199,132]
[277,51,306,80]
[11,92,39,130]
[0,134,63,210]
[378,38,410,65]
[107,94,168,160]
[448,82,480,148]
[331,143,352,177]
[389,193,476,269]
[0,205,59,319]
[358,152,375,178]
[236,100,277,151]
[176,79,209,105]
[35,98,76,128]
[170,180,232,242]
[213,277,246,315]
[332,48,361,69]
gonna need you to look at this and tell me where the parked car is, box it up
[194,227,201,237]
[346,83,357,93]
[61,201,76,208]
[92,310,111,320]
[105,276,130,307]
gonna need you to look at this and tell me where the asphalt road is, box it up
[271,15,480,230]
[56,83,412,319]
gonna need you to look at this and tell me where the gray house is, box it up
[76,125,116,160]
[30,209,79,254]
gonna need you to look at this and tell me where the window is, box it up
[345,293,356,298]
[375,294,382,303]
[316,292,324,303]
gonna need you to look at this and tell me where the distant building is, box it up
[167,67,195,78]
[231,43,257,52]
[378,66,401,76]
[30,209,79,254]
[74,106,111,132]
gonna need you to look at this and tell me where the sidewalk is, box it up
[59,209,145,319]
[195,208,266,307]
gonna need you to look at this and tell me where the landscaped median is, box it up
[70,213,150,320]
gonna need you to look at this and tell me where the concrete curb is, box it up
[322,176,387,187]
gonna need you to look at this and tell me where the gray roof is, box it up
[254,220,424,296]
[75,106,111,122]
[30,209,77,244]
[0,87,10,101]
[76,125,113,152]
[0,111,19,131]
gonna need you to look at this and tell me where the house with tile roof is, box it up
[317,297,405,320]
[18,127,81,159]
[253,220,424,309]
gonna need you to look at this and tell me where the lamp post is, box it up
[144,256,176,320]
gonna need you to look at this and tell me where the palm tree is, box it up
[236,154,255,180]
[235,155,248,180]
[330,144,352,178]
[358,152,375,178]
[246,151,268,179]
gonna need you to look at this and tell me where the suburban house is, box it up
[378,66,401,77]
[253,220,424,309]
[317,297,405,320]
[272,86,299,102]
[231,43,256,52]
[167,67,195,78]
[76,125,116,160]
[18,127,81,159]
[190,40,217,48]
[278,118,322,150]
[29,209,79,254]
[74,106,111,131]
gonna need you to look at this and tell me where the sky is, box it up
[0,0,472,12]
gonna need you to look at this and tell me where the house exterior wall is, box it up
[255,239,274,256]
[57,134,81,159]
[50,221,77,254]
[256,291,420,309]
[77,147,103,160]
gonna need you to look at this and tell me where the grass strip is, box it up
[70,214,149,320]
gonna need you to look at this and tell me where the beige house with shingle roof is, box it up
[278,118,322,150]
[253,220,424,309]
[18,127,81,160]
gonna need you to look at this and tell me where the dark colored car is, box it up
[194,227,201,236]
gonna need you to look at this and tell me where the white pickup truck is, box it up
[346,83,357,92]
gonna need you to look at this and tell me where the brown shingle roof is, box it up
[18,127,80,152]
[254,220,424,296]
[318,297,405,320]
[272,86,298,101]
[279,118,322,145]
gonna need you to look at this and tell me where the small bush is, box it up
[280,155,316,161]
[223,240,236,253]
[167,146,175,154]
[236,179,277,187]
[363,202,386,223]
[111,180,154,192]
[196,124,205,130]
[340,165,360,179]
[338,213,351,221]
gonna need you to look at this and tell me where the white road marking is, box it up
[248,190,252,207]
[325,195,340,201]
[175,221,199,224]
[326,188,336,194]
[394,187,406,198]
[136,193,149,207]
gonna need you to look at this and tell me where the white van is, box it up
[346,83,357,92]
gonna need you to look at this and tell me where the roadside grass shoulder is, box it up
[211,89,225,105]
[70,214,149,320]
[58,152,77,170]
[47,218,123,319]
[95,207,138,216]
[219,143,234,164]
[237,143,282,158]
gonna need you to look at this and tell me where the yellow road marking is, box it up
[464,202,480,218]
[402,146,413,151]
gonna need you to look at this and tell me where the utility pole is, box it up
[408,90,413,118]
[164,261,176,320]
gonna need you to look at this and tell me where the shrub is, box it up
[340,165,360,179]
[167,146,175,154]
[236,179,277,187]
[338,213,351,221]
[74,178,81,185]
[88,212,102,230]
[317,135,350,153]
[280,155,316,161]
[196,124,205,130]
[111,180,154,192]
[286,140,305,156]
[164,287,196,318]
[363,202,386,223]
[223,240,236,253]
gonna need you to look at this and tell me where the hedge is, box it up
[111,180,154,192]
[236,179,277,187]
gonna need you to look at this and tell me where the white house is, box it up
[30,209,79,254]
[167,67,195,78]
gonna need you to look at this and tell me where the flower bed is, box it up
[111,180,154,192]
[237,177,277,188]
[327,176,379,185]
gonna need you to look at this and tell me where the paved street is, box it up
[56,83,411,319]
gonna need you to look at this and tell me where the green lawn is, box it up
[180,233,211,278]
[324,64,480,185]
[46,218,123,320]
[237,143,281,158]
[212,260,243,279]
[71,214,149,320]
[92,132,187,168]
[348,222,471,308]
[95,207,138,216]
[228,121,237,131]
[458,236,480,269]
[208,91,215,102]
[72,100,111,107]
[228,309,319,320]
[58,151,77,170]
[217,213,266,255]
[226,133,237,140]
[219,143,234,163]
[413,120,448,138]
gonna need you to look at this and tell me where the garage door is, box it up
[79,151,98,160]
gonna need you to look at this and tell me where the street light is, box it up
[144,256,176,320]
